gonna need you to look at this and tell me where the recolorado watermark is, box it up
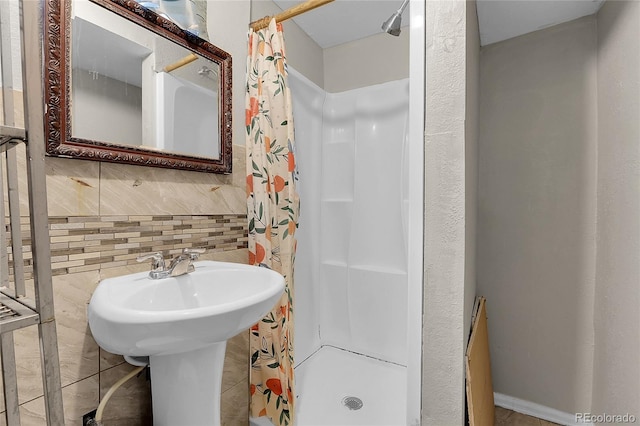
[576,413,637,423]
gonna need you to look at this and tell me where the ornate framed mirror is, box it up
[44,0,232,173]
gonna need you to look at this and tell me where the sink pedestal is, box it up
[149,342,227,426]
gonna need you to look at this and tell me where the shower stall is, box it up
[289,71,410,426]
[250,68,415,426]
[250,2,424,424]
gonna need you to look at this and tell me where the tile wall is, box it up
[9,214,247,280]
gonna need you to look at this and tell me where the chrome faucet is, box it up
[137,248,206,279]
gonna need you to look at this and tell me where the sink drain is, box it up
[342,396,363,411]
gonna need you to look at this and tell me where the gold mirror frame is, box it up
[43,0,233,173]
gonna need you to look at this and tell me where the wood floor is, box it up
[495,406,560,426]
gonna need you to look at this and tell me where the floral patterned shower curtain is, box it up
[246,19,298,426]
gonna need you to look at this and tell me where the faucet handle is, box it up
[136,252,165,271]
[182,247,205,260]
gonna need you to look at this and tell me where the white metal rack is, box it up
[0,0,65,424]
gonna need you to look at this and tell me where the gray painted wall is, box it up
[323,30,409,93]
[478,16,598,413]
[592,0,640,417]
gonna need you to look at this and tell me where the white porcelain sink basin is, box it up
[89,260,284,357]
[87,260,285,426]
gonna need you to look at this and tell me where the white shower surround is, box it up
[249,70,416,426]
[250,3,424,422]
[293,74,410,366]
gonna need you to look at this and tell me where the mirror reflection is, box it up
[43,0,232,173]
[71,0,220,159]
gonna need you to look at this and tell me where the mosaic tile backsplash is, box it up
[7,214,248,280]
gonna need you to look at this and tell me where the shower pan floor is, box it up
[295,346,407,426]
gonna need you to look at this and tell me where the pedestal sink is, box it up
[88,260,285,426]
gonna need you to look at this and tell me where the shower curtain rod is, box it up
[167,0,334,72]
[249,0,334,31]
[163,53,198,73]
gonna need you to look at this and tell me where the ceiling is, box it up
[476,0,605,46]
[273,0,410,48]
[272,0,605,48]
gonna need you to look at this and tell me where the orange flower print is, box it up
[266,224,272,242]
[277,58,285,76]
[288,220,296,237]
[287,387,293,404]
[265,136,271,154]
[251,323,259,331]
[248,250,255,265]
[259,408,267,417]
[280,305,287,317]
[255,243,266,264]
[251,97,259,115]
[246,174,253,197]
[266,378,283,396]
[250,384,256,395]
[273,175,286,192]
[246,97,259,127]
[288,151,295,172]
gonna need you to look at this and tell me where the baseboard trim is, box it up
[494,393,593,426]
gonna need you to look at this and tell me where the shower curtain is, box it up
[246,19,298,426]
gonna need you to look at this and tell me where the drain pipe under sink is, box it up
[89,361,147,425]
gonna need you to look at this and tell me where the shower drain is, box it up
[341,396,363,411]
